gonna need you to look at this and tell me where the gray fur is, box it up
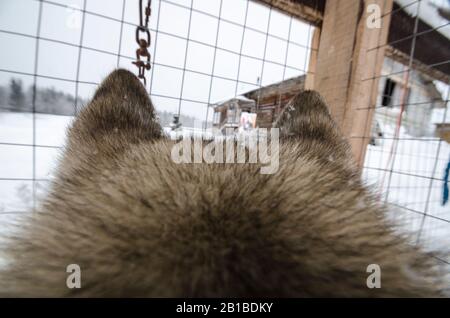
[0,69,443,297]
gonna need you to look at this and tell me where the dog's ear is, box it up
[74,69,161,141]
[62,69,162,168]
[274,90,352,162]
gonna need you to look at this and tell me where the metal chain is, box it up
[132,0,152,85]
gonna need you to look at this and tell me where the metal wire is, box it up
[0,0,315,214]
[361,0,450,262]
[1,0,449,266]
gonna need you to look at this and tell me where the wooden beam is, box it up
[388,2,450,78]
[385,46,450,83]
[304,27,320,90]
[256,0,450,81]
[256,0,324,26]
[313,0,394,167]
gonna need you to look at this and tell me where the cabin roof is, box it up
[213,74,306,109]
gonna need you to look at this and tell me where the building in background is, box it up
[374,57,447,138]
[212,75,305,131]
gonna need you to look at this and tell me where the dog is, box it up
[0,69,443,297]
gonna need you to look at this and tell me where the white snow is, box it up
[363,117,450,262]
[0,112,72,213]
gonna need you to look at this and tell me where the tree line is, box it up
[0,77,205,127]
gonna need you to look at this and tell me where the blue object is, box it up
[443,155,450,206]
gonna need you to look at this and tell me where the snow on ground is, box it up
[0,111,449,267]
[363,120,450,263]
[0,112,73,213]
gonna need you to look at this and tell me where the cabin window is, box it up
[213,112,221,125]
[382,78,396,107]
[227,108,236,123]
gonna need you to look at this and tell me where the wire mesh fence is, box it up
[359,0,450,264]
[0,0,315,213]
[0,0,449,265]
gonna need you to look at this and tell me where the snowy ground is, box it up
[0,112,72,213]
[363,120,450,264]
[0,111,449,267]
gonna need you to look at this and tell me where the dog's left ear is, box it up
[75,69,161,140]
[63,69,162,165]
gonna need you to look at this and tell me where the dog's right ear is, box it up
[63,69,162,166]
[274,90,353,162]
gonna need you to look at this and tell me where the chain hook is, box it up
[132,0,152,85]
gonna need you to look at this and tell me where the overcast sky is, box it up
[0,0,314,121]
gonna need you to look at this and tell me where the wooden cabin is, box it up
[374,56,447,138]
[212,96,255,131]
[212,75,306,130]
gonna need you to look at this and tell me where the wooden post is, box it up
[256,0,324,26]
[313,0,393,167]
[304,27,320,90]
